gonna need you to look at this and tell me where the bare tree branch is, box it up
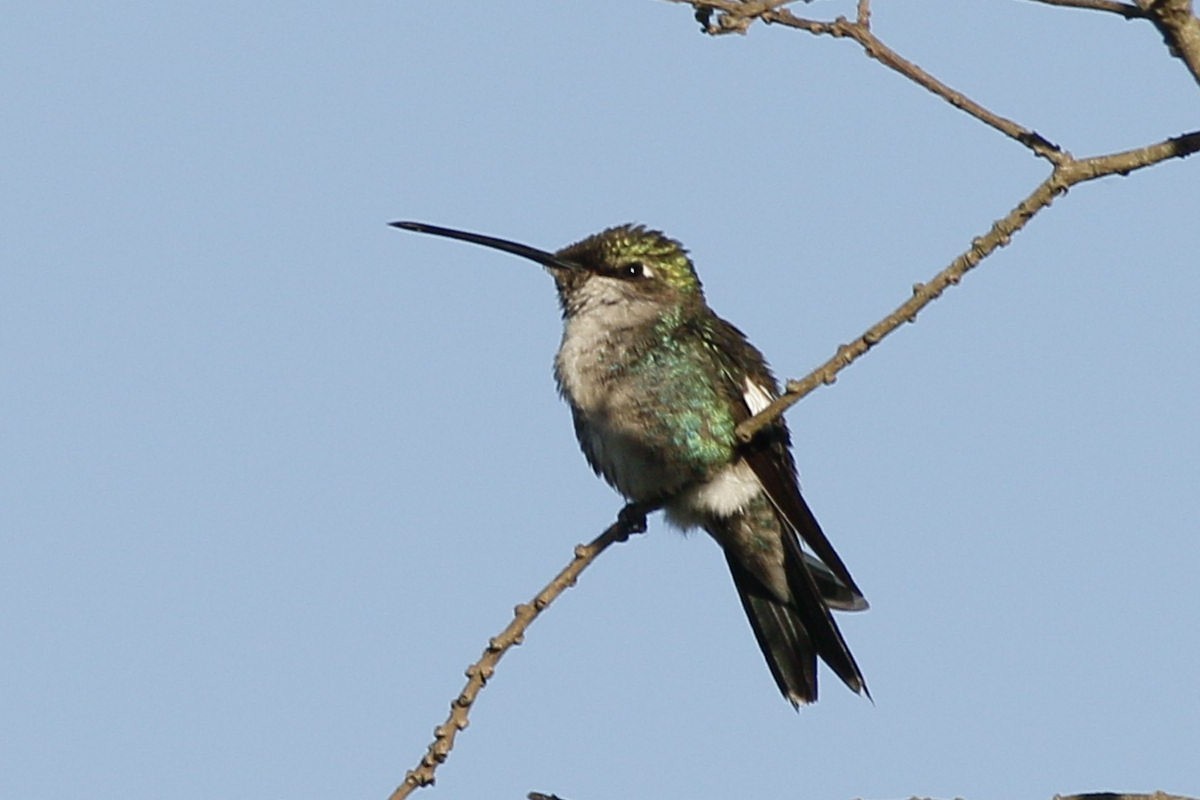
[1058,793,1198,800]
[679,3,1067,161]
[393,4,1199,795]
[669,1,1200,441]
[1029,0,1200,84]
[1141,0,1200,84]
[855,0,872,27]
[1030,0,1200,83]
[736,129,1200,441]
[1024,0,1148,18]
[526,792,1199,800]
[388,502,657,800]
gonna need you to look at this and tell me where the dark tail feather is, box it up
[803,550,869,612]
[727,559,818,706]
[743,446,864,598]
[783,527,868,696]
[725,541,868,707]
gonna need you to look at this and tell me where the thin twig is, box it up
[1141,0,1200,85]
[394,4,1200,795]
[856,0,872,27]
[1057,793,1199,800]
[669,2,1200,442]
[735,129,1200,442]
[388,502,657,800]
[1027,0,1200,85]
[774,11,1068,162]
[527,791,1199,800]
[690,0,796,33]
[1024,0,1147,18]
[677,3,1067,163]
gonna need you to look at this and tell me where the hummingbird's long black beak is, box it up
[389,221,581,272]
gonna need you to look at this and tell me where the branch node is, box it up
[856,0,872,27]
[404,770,430,788]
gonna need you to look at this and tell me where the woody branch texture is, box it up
[674,0,1200,440]
[391,2,1198,797]
[389,504,656,800]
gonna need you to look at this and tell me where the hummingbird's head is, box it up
[550,224,703,317]
[389,221,704,319]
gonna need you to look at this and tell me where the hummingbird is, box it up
[390,220,869,706]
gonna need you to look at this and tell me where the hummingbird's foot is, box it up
[614,500,661,540]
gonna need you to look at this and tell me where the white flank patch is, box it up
[742,377,774,415]
[692,461,763,516]
[667,460,763,529]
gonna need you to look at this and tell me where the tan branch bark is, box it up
[669,1,1199,440]
[736,129,1200,441]
[1029,0,1200,84]
[388,503,656,800]
[393,5,1199,795]
[527,792,1198,800]
[1141,0,1200,85]
[682,3,1067,162]
[1025,0,1148,18]
[1059,793,1198,800]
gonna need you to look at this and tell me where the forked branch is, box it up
[392,2,1199,796]
[736,129,1200,442]
[668,0,1200,441]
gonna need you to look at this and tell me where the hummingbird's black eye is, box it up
[618,261,647,279]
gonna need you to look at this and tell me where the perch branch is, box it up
[735,129,1200,442]
[388,502,657,800]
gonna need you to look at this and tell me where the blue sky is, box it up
[3,3,1198,799]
